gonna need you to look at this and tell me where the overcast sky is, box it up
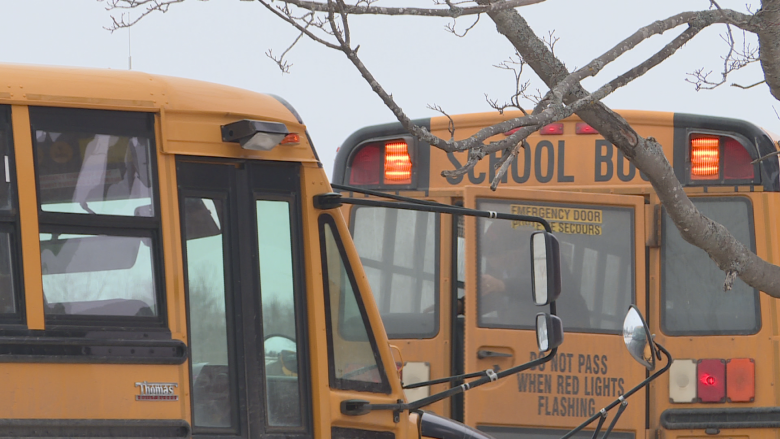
[2,1,773,177]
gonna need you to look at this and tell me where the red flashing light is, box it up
[690,136,720,180]
[349,144,382,185]
[539,123,564,135]
[575,123,598,134]
[697,359,726,403]
[723,137,755,180]
[384,141,412,185]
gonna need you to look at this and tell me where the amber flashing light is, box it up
[281,133,300,145]
[384,141,412,184]
[727,358,755,402]
[690,137,720,180]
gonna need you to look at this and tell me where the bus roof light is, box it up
[384,141,412,185]
[349,144,382,185]
[697,359,726,403]
[723,137,755,180]
[727,358,755,402]
[539,123,564,135]
[221,119,289,151]
[690,136,720,180]
[575,123,598,134]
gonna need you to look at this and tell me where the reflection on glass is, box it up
[531,233,548,305]
[183,197,234,429]
[323,222,384,386]
[256,200,302,427]
[0,123,14,211]
[0,233,15,313]
[32,110,154,216]
[352,207,437,338]
[40,233,156,316]
[662,197,759,334]
[477,200,634,332]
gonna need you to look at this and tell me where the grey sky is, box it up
[2,1,773,177]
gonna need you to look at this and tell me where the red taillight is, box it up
[539,123,564,135]
[349,144,382,185]
[723,137,755,180]
[575,122,598,134]
[727,358,755,402]
[697,359,726,402]
[690,136,720,180]
[384,141,412,184]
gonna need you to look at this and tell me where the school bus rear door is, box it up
[463,186,646,438]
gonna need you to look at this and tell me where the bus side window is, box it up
[661,197,760,335]
[0,105,21,323]
[30,107,163,326]
[319,215,391,393]
[350,206,438,339]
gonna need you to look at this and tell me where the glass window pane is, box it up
[0,233,16,314]
[662,197,759,334]
[31,108,154,216]
[352,206,438,338]
[257,200,302,427]
[183,197,235,429]
[0,109,14,212]
[41,233,157,317]
[476,199,635,333]
[322,219,389,391]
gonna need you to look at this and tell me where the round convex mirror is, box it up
[622,305,655,370]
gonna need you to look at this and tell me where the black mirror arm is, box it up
[561,342,672,439]
[343,348,558,417]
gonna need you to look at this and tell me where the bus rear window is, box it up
[661,197,759,335]
[350,206,438,339]
[476,199,634,333]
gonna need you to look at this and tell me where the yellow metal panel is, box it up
[0,363,186,418]
[11,105,44,330]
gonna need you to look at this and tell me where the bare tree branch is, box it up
[278,0,544,17]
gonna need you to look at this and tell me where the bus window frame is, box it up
[660,195,761,336]
[318,213,392,394]
[0,105,24,326]
[253,190,313,435]
[348,204,441,340]
[179,190,242,434]
[30,107,167,332]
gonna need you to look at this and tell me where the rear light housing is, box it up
[348,138,414,187]
[575,122,599,134]
[688,133,756,184]
[669,358,755,403]
[697,359,726,402]
[539,123,564,135]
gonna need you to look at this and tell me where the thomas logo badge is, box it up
[135,381,179,401]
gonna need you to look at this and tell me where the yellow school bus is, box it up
[0,63,569,438]
[332,110,780,439]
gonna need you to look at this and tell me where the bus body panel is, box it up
[0,63,414,439]
[335,109,780,439]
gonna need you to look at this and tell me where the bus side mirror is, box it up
[623,305,658,370]
[536,312,564,352]
[530,231,562,306]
